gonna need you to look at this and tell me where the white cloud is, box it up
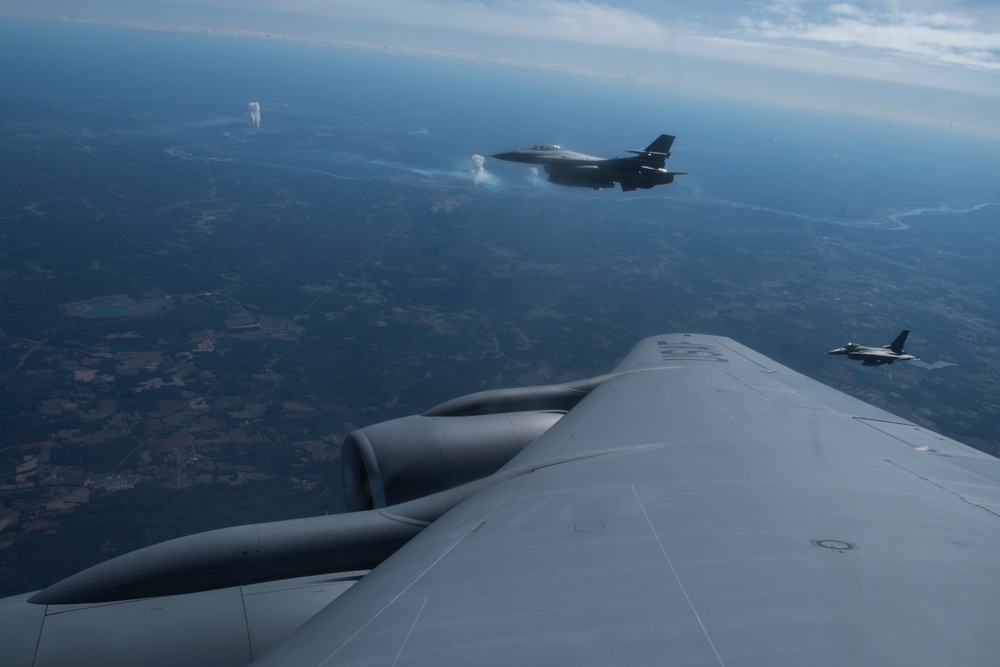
[740,3,1000,72]
[534,1,669,49]
[6,0,1000,130]
[763,0,808,23]
[171,0,671,51]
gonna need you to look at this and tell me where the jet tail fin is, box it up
[643,134,676,155]
[887,330,910,353]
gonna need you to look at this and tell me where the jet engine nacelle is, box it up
[0,374,623,667]
[342,410,564,511]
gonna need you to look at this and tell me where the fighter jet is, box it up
[492,134,686,192]
[827,329,918,365]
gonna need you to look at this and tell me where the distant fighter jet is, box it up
[827,329,918,365]
[492,134,686,191]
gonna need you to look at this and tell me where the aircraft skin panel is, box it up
[35,587,253,667]
[242,573,367,660]
[0,573,365,667]
[0,594,46,667]
[253,334,1000,666]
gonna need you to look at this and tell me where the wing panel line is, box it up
[884,460,1000,520]
[391,597,428,667]
[693,379,829,488]
[239,584,254,660]
[631,485,727,667]
[713,338,773,370]
[316,445,663,665]
[537,376,619,463]
[317,476,532,666]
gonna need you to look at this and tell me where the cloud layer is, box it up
[740,2,1000,72]
[5,1,999,131]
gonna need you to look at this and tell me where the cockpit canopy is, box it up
[531,144,560,151]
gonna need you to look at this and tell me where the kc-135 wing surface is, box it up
[254,334,1000,666]
[5,334,1000,666]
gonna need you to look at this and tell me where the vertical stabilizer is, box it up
[643,134,675,154]
[888,330,910,353]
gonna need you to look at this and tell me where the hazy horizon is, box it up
[3,1,1000,137]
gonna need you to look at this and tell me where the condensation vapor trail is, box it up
[248,101,261,130]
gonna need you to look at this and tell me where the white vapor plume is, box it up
[469,154,487,185]
[528,166,539,186]
[248,101,261,130]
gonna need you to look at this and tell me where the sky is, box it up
[3,1,1000,134]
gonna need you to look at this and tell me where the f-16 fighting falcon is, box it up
[492,133,686,191]
[827,329,918,365]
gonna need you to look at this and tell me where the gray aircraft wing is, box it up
[255,334,1000,666]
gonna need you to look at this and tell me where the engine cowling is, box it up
[342,411,564,511]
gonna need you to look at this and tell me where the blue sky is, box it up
[5,1,1000,134]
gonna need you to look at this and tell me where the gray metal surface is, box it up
[4,334,999,666]
[253,334,1000,666]
[0,594,46,666]
[0,573,365,667]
